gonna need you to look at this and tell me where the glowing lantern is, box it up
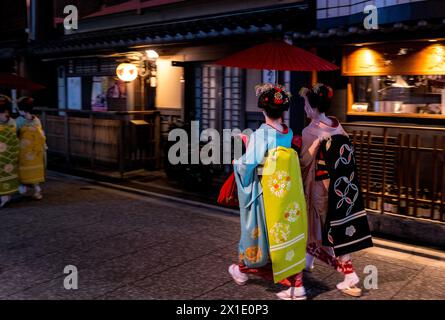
[116,63,138,81]
[146,49,159,61]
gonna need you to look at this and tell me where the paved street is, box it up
[0,172,444,300]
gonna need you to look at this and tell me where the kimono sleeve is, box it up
[35,117,46,138]
[234,130,268,187]
[15,116,25,133]
[292,134,302,154]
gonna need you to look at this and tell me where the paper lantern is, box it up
[116,63,138,82]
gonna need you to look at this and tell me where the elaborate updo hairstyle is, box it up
[300,83,333,113]
[0,95,12,114]
[255,83,292,120]
[17,96,34,113]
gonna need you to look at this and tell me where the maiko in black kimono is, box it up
[321,134,373,256]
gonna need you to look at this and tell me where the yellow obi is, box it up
[18,119,46,184]
[261,146,307,283]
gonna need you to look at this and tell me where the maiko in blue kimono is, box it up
[228,84,308,300]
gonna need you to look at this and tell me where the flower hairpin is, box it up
[313,83,324,93]
[255,83,274,97]
[326,86,334,98]
[313,83,334,98]
[255,83,292,107]
[299,87,310,97]
[255,83,292,97]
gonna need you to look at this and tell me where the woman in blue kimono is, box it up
[228,84,308,300]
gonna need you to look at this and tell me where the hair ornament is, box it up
[255,83,292,108]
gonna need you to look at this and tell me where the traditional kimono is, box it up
[0,117,19,196]
[320,134,373,256]
[301,118,372,257]
[301,118,347,245]
[234,124,307,284]
[16,116,46,185]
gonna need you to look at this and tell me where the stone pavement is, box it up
[0,172,444,300]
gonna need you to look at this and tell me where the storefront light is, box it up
[432,45,444,65]
[146,50,159,61]
[363,49,375,66]
[116,63,138,82]
[398,48,408,55]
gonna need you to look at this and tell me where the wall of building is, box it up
[245,69,262,113]
[155,56,184,109]
[160,44,242,63]
[316,0,445,29]
[0,0,27,42]
[70,0,307,33]
[316,0,427,20]
[331,89,348,123]
[367,210,445,249]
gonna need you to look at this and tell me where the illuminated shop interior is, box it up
[343,40,445,119]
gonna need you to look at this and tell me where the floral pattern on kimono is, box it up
[261,147,307,282]
[16,116,46,184]
[0,118,19,195]
[234,124,307,283]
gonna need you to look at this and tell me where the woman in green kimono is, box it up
[0,95,19,208]
[229,84,308,300]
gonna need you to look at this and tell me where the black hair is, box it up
[17,96,34,113]
[0,96,12,114]
[307,84,332,113]
[258,89,290,120]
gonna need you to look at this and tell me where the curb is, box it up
[372,238,445,262]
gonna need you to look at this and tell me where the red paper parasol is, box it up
[0,73,46,91]
[215,41,339,71]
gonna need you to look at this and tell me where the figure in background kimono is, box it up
[0,95,19,208]
[16,97,46,200]
[299,83,373,297]
[228,84,308,300]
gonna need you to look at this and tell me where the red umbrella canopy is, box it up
[0,73,45,91]
[216,41,339,71]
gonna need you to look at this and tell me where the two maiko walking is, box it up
[0,95,46,208]
[227,83,373,300]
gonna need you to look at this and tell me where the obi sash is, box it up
[322,134,373,256]
[18,121,46,184]
[261,146,307,283]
